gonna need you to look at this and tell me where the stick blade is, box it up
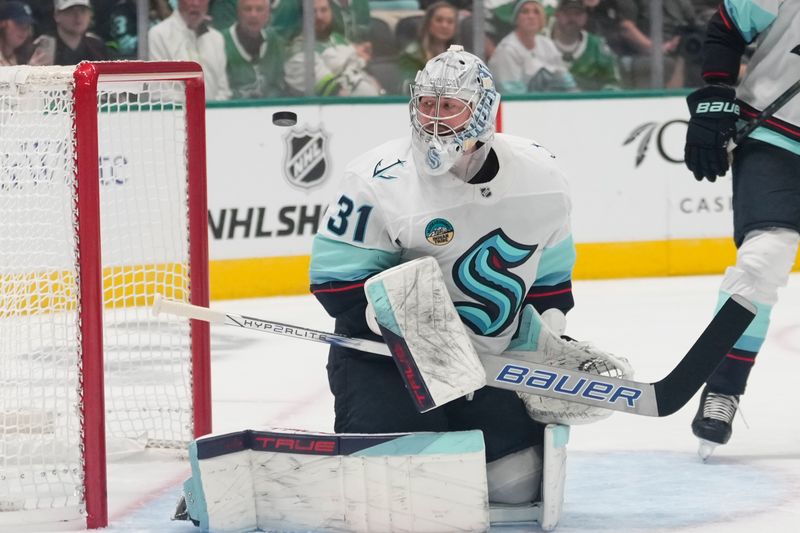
[653,294,756,416]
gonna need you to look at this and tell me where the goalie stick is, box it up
[153,294,755,417]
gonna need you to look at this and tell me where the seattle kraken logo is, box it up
[453,229,537,336]
[426,146,441,170]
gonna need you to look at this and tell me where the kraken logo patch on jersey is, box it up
[282,125,331,190]
[452,229,537,336]
[425,218,454,246]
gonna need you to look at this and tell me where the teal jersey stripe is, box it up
[748,126,800,156]
[353,430,485,457]
[310,234,401,284]
[536,235,576,286]
[724,0,777,42]
[717,291,772,352]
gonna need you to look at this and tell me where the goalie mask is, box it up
[409,45,500,177]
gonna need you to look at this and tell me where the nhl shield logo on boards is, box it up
[282,126,331,190]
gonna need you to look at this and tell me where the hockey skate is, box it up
[691,386,739,460]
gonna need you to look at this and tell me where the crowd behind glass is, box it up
[0,0,730,100]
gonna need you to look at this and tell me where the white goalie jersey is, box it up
[310,133,577,356]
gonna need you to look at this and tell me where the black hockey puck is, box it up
[272,111,297,127]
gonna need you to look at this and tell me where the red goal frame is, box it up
[73,61,211,528]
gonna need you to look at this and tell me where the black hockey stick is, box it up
[153,294,755,417]
[733,77,800,145]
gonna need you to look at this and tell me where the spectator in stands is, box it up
[584,0,697,88]
[222,0,287,98]
[396,1,458,92]
[25,0,55,36]
[583,0,637,58]
[149,0,232,100]
[489,0,576,93]
[29,0,112,65]
[104,1,138,58]
[259,0,370,43]
[104,0,173,59]
[210,0,240,31]
[484,0,557,40]
[0,1,35,65]
[284,0,381,96]
[548,0,619,90]
[418,0,470,9]
[457,13,496,60]
[626,0,699,87]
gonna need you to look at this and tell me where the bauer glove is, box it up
[684,85,740,182]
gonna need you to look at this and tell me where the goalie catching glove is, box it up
[506,305,634,425]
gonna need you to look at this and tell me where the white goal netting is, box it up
[0,65,206,524]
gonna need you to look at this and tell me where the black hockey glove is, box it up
[684,85,739,182]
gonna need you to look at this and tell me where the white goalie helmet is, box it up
[409,45,500,176]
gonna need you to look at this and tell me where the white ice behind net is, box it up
[0,66,196,521]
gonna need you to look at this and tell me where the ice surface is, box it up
[52,274,800,533]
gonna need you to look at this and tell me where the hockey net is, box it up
[0,62,210,528]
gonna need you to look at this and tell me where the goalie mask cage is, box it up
[0,62,211,529]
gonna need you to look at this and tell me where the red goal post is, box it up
[0,61,211,529]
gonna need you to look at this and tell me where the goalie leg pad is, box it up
[541,423,569,531]
[179,428,491,533]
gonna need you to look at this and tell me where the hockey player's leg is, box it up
[327,347,448,434]
[693,227,799,456]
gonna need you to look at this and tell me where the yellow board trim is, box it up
[209,256,313,300]
[208,238,800,300]
[0,265,190,317]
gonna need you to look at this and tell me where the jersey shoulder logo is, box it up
[372,158,406,180]
[453,229,537,336]
[425,218,454,246]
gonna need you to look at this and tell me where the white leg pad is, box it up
[181,429,491,533]
[541,424,569,531]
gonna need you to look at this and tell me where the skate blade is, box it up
[697,439,719,461]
